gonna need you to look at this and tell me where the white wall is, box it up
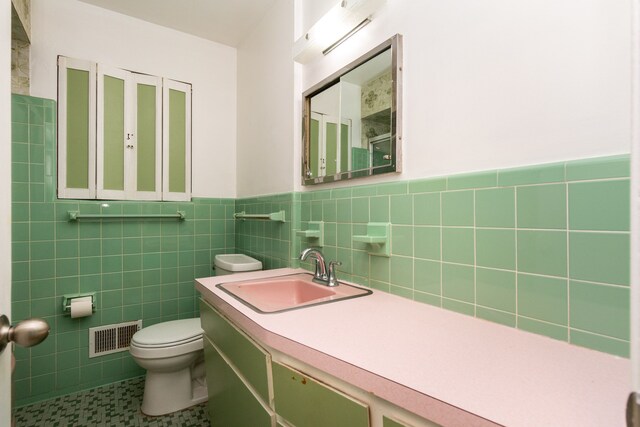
[341,81,362,148]
[236,0,295,197]
[311,83,340,116]
[29,0,238,198]
[301,0,334,35]
[296,0,631,189]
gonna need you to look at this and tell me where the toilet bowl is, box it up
[129,318,208,416]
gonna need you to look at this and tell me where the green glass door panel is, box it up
[66,68,90,189]
[272,361,370,427]
[200,299,270,402]
[204,337,273,427]
[168,89,186,193]
[103,75,125,191]
[340,123,349,172]
[137,83,157,192]
[310,118,320,178]
[325,122,338,176]
[383,416,411,427]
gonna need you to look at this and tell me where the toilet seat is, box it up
[130,338,203,359]
[133,334,201,349]
[130,318,203,359]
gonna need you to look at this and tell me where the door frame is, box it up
[1,0,14,424]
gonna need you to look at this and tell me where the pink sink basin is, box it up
[217,273,372,313]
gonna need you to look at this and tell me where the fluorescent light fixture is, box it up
[322,17,371,56]
[293,0,385,64]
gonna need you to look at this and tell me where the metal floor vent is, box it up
[89,320,142,358]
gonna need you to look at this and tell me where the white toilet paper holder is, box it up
[62,293,96,316]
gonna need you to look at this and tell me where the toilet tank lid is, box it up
[132,318,203,347]
[214,254,262,272]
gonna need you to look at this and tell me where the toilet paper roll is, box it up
[70,296,93,318]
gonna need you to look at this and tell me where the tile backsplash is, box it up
[228,154,630,359]
[251,155,630,357]
[291,155,630,358]
[11,93,631,407]
[11,95,236,406]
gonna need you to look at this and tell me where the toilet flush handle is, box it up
[0,315,50,354]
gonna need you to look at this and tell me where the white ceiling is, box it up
[78,0,278,47]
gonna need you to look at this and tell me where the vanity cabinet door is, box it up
[272,361,370,427]
[200,299,271,403]
[204,336,274,427]
[383,415,414,427]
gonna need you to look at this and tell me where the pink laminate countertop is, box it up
[196,268,631,427]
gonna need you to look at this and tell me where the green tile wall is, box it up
[11,94,236,406]
[11,94,631,406]
[291,154,630,358]
[234,193,299,270]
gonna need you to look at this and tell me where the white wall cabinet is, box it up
[58,56,191,201]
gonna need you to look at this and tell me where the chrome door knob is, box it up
[0,315,50,353]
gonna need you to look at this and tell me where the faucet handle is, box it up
[313,257,327,280]
[327,261,342,286]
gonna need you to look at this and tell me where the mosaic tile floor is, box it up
[14,377,210,427]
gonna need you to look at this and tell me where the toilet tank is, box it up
[214,254,262,276]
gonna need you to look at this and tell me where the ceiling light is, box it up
[293,0,385,64]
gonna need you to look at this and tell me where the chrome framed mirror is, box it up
[302,34,403,185]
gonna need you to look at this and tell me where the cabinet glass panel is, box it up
[102,75,125,191]
[340,122,349,172]
[66,68,90,190]
[136,83,157,192]
[325,121,338,176]
[310,117,320,178]
[168,88,186,193]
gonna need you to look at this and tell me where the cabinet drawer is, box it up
[204,336,274,427]
[200,298,271,403]
[272,361,370,427]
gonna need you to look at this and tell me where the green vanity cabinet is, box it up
[203,337,274,427]
[272,361,370,427]
[200,299,271,403]
[200,297,436,427]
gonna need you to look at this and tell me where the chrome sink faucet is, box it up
[299,248,341,287]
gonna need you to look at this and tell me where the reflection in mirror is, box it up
[303,34,402,185]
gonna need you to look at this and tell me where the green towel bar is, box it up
[68,211,186,221]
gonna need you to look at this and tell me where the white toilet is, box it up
[130,318,207,416]
[130,254,262,416]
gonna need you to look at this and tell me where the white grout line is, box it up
[568,326,630,343]
[514,186,519,328]
[473,189,477,317]
[439,191,443,307]
[565,179,571,342]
